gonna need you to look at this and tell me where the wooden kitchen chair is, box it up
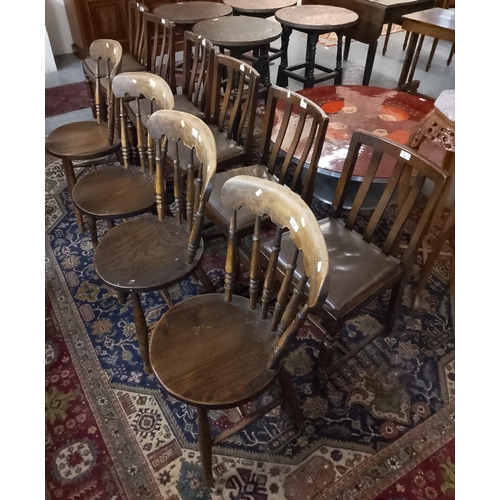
[150,175,329,487]
[93,110,217,374]
[72,72,175,248]
[205,85,328,241]
[45,39,123,234]
[262,130,449,389]
[83,2,149,117]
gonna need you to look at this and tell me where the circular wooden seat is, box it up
[94,216,204,292]
[72,166,155,218]
[45,121,120,160]
[150,294,278,408]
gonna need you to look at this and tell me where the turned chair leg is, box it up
[195,266,215,293]
[278,368,305,429]
[386,278,407,333]
[131,291,152,374]
[62,159,85,233]
[197,408,214,487]
[317,318,339,395]
[87,215,99,249]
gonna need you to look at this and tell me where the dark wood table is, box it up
[302,0,434,85]
[271,85,445,207]
[153,1,233,27]
[398,7,455,92]
[192,16,282,87]
[275,5,358,89]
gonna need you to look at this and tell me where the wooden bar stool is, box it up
[275,4,358,89]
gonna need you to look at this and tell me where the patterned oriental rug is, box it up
[45,81,92,118]
[45,131,455,498]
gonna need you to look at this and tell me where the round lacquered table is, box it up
[193,16,282,88]
[272,85,446,208]
[153,1,233,26]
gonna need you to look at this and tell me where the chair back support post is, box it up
[128,1,149,61]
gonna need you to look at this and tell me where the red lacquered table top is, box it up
[272,85,443,179]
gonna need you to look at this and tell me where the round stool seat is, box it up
[72,166,155,218]
[94,217,203,291]
[150,293,278,408]
[45,121,120,160]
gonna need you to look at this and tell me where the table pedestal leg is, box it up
[305,32,319,88]
[277,25,291,87]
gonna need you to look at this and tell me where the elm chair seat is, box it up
[94,216,204,291]
[45,121,120,160]
[72,166,156,218]
[150,293,277,407]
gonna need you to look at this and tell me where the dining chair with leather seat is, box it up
[71,72,175,248]
[149,175,330,487]
[93,109,217,375]
[205,84,329,242]
[45,39,123,234]
[261,129,449,390]
[83,2,149,118]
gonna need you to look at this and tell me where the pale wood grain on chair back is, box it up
[221,175,329,369]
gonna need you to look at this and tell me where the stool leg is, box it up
[277,25,292,87]
[305,32,319,88]
[62,159,85,233]
[260,47,271,88]
[197,408,214,487]
[343,36,351,60]
[398,31,419,89]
